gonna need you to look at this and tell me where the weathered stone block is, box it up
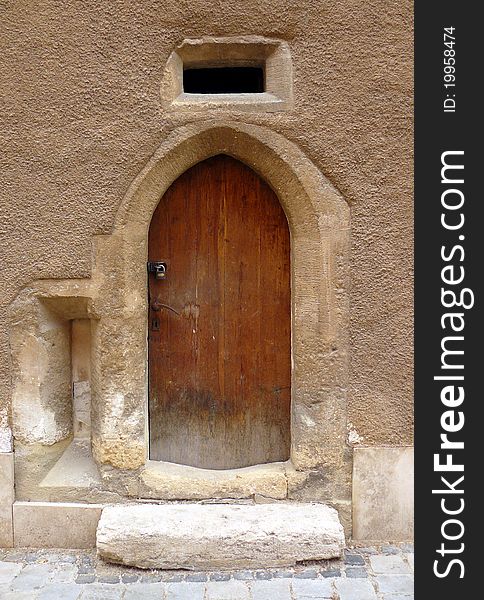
[0,453,14,547]
[352,447,414,542]
[39,439,101,489]
[73,381,91,439]
[13,501,103,548]
[139,460,288,500]
[96,503,345,570]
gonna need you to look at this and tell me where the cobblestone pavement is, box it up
[0,544,414,600]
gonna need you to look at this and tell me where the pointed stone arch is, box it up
[8,120,352,526]
[94,121,350,507]
[114,122,340,236]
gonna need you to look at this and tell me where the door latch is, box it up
[148,261,167,280]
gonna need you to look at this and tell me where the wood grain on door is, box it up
[148,155,291,469]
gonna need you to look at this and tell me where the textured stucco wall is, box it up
[0,1,413,448]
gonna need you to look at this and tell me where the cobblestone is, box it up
[0,561,22,586]
[45,552,77,564]
[344,552,366,565]
[165,581,205,599]
[294,568,319,579]
[185,572,208,582]
[253,570,273,580]
[206,580,250,599]
[346,566,368,578]
[97,574,121,584]
[0,592,36,600]
[120,573,140,584]
[78,564,95,575]
[335,578,378,600]
[123,582,165,599]
[51,563,78,584]
[76,574,96,584]
[271,569,294,578]
[375,574,414,596]
[1,551,29,562]
[79,582,125,599]
[322,568,341,578]
[163,572,185,583]
[209,571,231,581]
[250,578,292,600]
[356,547,379,555]
[370,554,411,574]
[10,564,52,592]
[24,552,41,564]
[37,582,82,600]
[0,544,414,599]
[233,570,254,580]
[292,578,334,598]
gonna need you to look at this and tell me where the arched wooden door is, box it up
[148,155,291,469]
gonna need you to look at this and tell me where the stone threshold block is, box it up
[14,501,103,548]
[96,502,345,570]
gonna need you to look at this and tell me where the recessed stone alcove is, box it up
[7,121,352,528]
[160,36,293,111]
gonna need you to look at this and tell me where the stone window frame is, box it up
[8,121,351,520]
[160,36,293,112]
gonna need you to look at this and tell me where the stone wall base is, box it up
[12,501,103,549]
[0,453,14,547]
[352,446,414,542]
[0,444,414,549]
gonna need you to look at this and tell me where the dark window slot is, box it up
[183,66,264,94]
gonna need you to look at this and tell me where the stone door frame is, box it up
[8,121,351,516]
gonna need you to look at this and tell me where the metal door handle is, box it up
[150,300,180,315]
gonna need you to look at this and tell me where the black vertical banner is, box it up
[415,2,479,597]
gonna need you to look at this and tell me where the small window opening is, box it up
[183,66,265,94]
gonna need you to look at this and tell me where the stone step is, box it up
[96,502,345,570]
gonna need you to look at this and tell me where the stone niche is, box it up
[7,121,352,529]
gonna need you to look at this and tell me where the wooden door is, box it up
[148,155,291,469]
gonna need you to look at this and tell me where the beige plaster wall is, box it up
[0,0,413,450]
